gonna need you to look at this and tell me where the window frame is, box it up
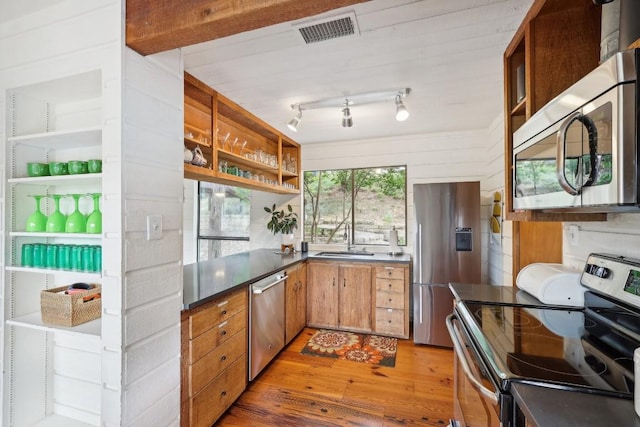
[303,165,407,247]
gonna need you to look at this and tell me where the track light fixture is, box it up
[342,100,353,128]
[287,88,410,131]
[395,94,409,121]
[287,107,302,132]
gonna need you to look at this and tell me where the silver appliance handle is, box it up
[418,287,423,324]
[556,111,581,196]
[417,223,422,283]
[252,275,288,294]
[445,313,499,405]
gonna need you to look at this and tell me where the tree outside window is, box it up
[303,166,406,247]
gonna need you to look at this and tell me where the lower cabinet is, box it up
[307,261,373,333]
[307,260,409,338]
[181,287,248,427]
[374,265,410,338]
[285,262,307,344]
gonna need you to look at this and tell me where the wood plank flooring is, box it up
[216,328,454,426]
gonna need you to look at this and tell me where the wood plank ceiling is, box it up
[132,0,534,145]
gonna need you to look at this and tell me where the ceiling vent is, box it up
[294,12,360,44]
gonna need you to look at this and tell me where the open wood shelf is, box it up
[184,72,301,193]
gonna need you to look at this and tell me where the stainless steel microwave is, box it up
[512,49,639,212]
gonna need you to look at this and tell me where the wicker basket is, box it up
[41,284,102,327]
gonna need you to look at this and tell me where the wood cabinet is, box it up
[307,261,372,333]
[503,0,605,282]
[181,287,248,427]
[503,0,605,222]
[373,264,410,338]
[307,260,410,337]
[285,262,307,344]
[184,72,301,194]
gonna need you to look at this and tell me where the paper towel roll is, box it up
[389,228,398,247]
[516,263,585,307]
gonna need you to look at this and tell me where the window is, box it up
[303,166,406,247]
[197,182,250,260]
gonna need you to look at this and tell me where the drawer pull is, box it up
[388,284,392,288]
[221,391,227,397]
[221,330,227,336]
[221,355,227,361]
[388,298,392,302]
[221,309,228,315]
[388,320,392,324]
[218,321,228,329]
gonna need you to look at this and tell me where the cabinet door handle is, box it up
[332,278,335,287]
[388,298,392,302]
[343,278,346,288]
[388,283,392,288]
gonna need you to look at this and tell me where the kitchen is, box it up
[3,0,640,426]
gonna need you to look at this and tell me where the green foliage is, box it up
[264,204,298,235]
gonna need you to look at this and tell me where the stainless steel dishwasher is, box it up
[248,271,287,380]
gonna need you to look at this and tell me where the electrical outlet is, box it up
[568,225,579,246]
[147,215,163,240]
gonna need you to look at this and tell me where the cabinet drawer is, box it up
[190,354,247,427]
[375,265,406,280]
[375,277,404,294]
[189,310,247,363]
[189,289,247,339]
[376,290,404,310]
[189,328,246,397]
[375,308,405,336]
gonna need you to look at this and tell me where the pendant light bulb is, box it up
[288,107,302,132]
[395,95,409,121]
[342,100,353,128]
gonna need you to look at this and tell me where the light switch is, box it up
[147,215,163,240]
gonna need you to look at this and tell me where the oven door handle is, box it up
[445,313,499,405]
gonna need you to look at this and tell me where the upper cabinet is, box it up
[503,0,605,221]
[183,73,301,194]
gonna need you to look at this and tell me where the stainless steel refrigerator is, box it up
[412,181,481,346]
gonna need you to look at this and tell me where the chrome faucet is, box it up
[345,222,353,251]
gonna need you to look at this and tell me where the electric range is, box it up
[447,253,640,427]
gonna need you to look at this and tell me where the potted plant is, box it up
[264,204,298,252]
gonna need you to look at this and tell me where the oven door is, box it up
[446,313,507,427]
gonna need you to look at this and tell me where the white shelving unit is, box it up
[4,70,104,426]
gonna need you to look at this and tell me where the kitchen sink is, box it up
[314,251,375,257]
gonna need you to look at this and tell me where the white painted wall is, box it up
[302,130,492,283]
[1,1,183,426]
[483,115,513,286]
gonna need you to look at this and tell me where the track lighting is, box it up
[342,100,353,128]
[395,94,409,121]
[287,107,302,132]
[288,87,410,131]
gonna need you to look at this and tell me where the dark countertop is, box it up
[512,383,640,427]
[183,249,307,310]
[183,249,412,310]
[449,283,520,305]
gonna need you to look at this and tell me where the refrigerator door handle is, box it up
[418,287,423,324]
[417,223,422,283]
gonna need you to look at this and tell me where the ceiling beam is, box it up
[126,0,369,55]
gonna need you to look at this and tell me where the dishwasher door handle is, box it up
[445,313,499,405]
[252,275,288,294]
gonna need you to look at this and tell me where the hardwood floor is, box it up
[216,328,454,426]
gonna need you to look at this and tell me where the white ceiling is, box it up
[183,0,533,145]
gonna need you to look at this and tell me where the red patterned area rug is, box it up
[301,329,397,367]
